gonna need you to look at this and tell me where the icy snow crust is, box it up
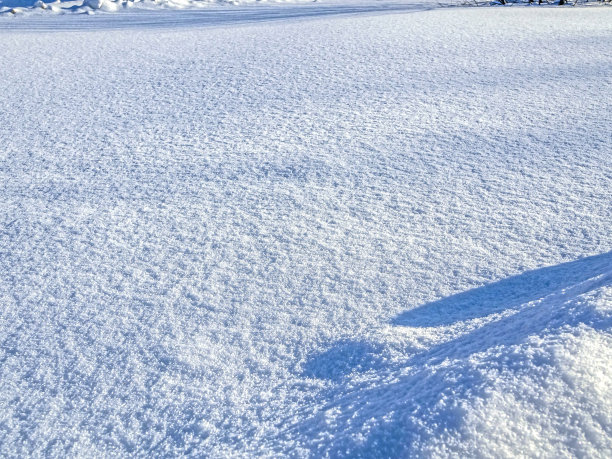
[1,6,611,457]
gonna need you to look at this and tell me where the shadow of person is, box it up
[393,251,612,328]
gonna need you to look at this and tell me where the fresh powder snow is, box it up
[0,4,611,457]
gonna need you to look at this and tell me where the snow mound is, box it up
[295,254,612,457]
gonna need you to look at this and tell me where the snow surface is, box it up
[0,5,611,457]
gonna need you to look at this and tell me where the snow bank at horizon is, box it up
[0,0,440,17]
[0,5,611,457]
[2,0,308,16]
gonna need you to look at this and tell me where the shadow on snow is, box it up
[393,250,612,328]
[292,251,612,456]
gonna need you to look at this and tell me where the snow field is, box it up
[0,6,611,457]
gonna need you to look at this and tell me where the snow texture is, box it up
[0,5,611,457]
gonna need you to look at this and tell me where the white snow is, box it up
[0,5,611,457]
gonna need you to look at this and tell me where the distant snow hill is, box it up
[0,0,440,24]
[0,0,320,15]
[1,0,603,20]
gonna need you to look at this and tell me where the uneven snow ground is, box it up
[0,6,611,457]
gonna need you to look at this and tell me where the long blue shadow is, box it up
[393,251,612,327]
[293,251,612,455]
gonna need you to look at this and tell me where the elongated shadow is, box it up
[302,251,612,384]
[292,251,612,456]
[393,251,612,327]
